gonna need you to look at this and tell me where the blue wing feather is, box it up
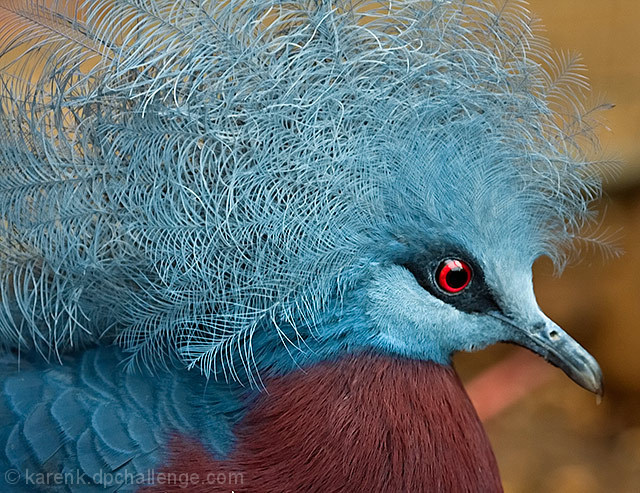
[0,347,245,491]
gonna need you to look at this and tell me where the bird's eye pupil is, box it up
[436,259,472,294]
[446,268,468,289]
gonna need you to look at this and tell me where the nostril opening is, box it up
[549,330,560,341]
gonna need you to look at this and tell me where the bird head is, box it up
[364,228,603,395]
[311,117,604,395]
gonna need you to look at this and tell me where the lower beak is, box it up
[489,312,603,396]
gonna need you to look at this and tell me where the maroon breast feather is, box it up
[146,354,502,492]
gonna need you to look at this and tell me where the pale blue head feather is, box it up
[0,0,605,383]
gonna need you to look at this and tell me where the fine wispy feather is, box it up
[0,0,605,380]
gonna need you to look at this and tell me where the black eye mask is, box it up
[400,245,501,315]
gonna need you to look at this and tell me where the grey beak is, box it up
[489,312,603,396]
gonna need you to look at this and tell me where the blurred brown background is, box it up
[456,2,640,491]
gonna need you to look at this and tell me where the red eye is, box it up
[436,259,472,294]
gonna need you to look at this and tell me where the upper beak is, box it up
[489,312,603,396]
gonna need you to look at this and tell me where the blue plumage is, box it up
[0,0,603,379]
[0,347,244,491]
[0,1,607,490]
